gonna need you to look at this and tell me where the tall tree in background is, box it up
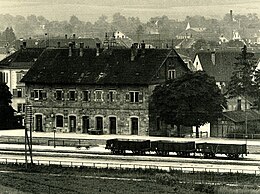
[150,71,226,137]
[227,45,257,99]
[1,27,16,43]
[226,45,258,137]
[0,82,16,129]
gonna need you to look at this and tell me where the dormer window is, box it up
[168,69,176,80]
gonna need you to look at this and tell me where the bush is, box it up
[194,184,214,193]
[154,173,179,186]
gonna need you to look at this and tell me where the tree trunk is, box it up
[196,126,199,138]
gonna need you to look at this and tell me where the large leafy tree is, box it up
[150,71,226,138]
[0,82,16,129]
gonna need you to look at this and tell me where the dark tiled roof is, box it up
[0,48,44,68]
[22,48,184,85]
[14,38,102,49]
[196,50,242,82]
[223,110,260,123]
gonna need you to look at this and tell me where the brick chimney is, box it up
[141,40,145,57]
[79,42,84,57]
[131,43,138,61]
[103,33,109,50]
[96,42,101,56]
[211,51,216,65]
[68,42,73,57]
[230,10,233,22]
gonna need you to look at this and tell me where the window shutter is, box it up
[67,92,70,100]
[139,92,143,103]
[126,93,130,102]
[13,89,18,97]
[113,91,116,102]
[107,93,110,101]
[88,91,91,102]
[94,91,96,101]
[61,91,64,100]
[30,91,34,99]
[80,91,83,99]
[42,91,47,100]
[75,91,78,101]
[116,93,120,101]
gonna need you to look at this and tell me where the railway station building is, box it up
[21,41,189,136]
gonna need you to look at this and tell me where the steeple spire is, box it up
[186,22,191,30]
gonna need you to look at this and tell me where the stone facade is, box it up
[27,84,152,135]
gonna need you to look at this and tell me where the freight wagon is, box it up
[105,138,150,154]
[150,140,196,156]
[105,138,248,159]
[196,142,247,159]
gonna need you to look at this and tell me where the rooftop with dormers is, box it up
[21,46,188,86]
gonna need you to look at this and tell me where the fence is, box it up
[226,133,260,139]
[0,157,259,176]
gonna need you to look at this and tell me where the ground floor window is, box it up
[56,115,64,127]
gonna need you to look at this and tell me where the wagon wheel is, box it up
[227,153,235,159]
[210,153,215,158]
[185,152,190,157]
[203,153,210,158]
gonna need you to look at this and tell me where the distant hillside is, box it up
[0,0,260,22]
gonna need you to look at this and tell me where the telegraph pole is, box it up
[25,105,33,169]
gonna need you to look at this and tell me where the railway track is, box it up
[1,152,260,175]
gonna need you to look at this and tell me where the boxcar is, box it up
[105,139,150,154]
[196,143,247,159]
[150,140,196,156]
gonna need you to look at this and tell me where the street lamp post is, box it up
[53,128,56,148]
[245,95,248,156]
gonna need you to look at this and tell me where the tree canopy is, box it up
[150,71,226,137]
[0,82,16,129]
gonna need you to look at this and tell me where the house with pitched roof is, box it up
[0,44,44,126]
[192,50,260,137]
[192,50,257,110]
[211,109,260,138]
[21,42,189,136]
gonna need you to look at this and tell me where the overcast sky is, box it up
[0,0,259,22]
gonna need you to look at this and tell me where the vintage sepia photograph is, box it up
[0,0,260,193]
